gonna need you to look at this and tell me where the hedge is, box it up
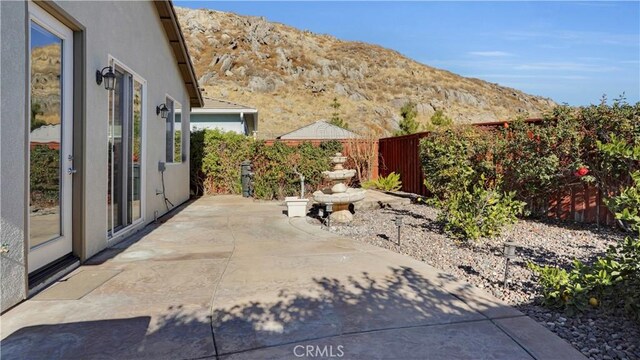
[190,129,342,200]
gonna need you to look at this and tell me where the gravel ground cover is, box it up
[319,202,639,359]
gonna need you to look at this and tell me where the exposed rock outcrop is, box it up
[176,7,556,137]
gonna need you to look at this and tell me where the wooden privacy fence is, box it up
[378,128,616,226]
[378,132,430,195]
[547,183,615,225]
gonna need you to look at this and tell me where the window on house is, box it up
[165,97,183,163]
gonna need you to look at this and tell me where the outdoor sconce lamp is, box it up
[326,203,333,229]
[503,241,517,288]
[96,66,116,91]
[156,103,169,119]
[394,215,404,246]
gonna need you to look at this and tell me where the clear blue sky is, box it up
[175,1,640,106]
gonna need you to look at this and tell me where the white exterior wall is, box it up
[1,0,29,313]
[0,1,193,311]
[56,0,192,256]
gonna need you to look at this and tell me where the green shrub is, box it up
[577,97,640,196]
[394,101,420,136]
[606,171,640,232]
[430,110,453,127]
[190,129,342,200]
[418,98,639,227]
[197,129,252,195]
[527,262,585,312]
[529,236,639,320]
[250,141,337,200]
[529,171,640,320]
[362,172,402,192]
[495,117,582,204]
[319,139,343,155]
[30,145,60,208]
[419,128,477,197]
[527,115,640,320]
[528,257,624,315]
[613,236,640,319]
[419,129,524,240]
[434,176,525,240]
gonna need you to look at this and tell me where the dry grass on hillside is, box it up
[177,7,556,137]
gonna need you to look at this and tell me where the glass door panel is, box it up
[131,80,143,222]
[29,21,62,247]
[108,66,144,236]
[28,3,73,273]
[109,70,126,232]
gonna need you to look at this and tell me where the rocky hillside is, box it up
[31,44,61,125]
[176,7,556,138]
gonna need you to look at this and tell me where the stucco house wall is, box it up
[1,0,29,314]
[58,0,192,255]
[0,1,198,312]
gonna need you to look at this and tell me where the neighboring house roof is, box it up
[153,0,203,108]
[30,124,60,143]
[192,97,258,114]
[277,120,360,140]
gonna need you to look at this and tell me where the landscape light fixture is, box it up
[326,203,333,229]
[394,215,404,246]
[503,242,517,288]
[96,66,116,91]
[156,103,169,119]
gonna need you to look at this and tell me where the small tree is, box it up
[345,130,380,184]
[394,101,419,136]
[31,101,46,131]
[329,97,348,129]
[430,110,453,127]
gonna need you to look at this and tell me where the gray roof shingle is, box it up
[277,120,360,139]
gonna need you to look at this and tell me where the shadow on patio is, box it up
[0,266,533,359]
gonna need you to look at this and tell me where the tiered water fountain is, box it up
[313,152,366,223]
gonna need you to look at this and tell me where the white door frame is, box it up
[27,3,74,273]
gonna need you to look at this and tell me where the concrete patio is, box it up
[0,196,584,359]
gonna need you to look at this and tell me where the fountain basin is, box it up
[322,169,356,181]
[313,188,366,205]
[330,155,348,164]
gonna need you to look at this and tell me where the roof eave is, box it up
[154,0,203,108]
[192,108,258,114]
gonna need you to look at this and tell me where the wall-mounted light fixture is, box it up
[156,103,169,119]
[96,66,116,91]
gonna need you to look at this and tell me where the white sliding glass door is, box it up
[107,64,144,237]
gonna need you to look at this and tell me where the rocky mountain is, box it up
[31,44,61,125]
[176,7,556,138]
